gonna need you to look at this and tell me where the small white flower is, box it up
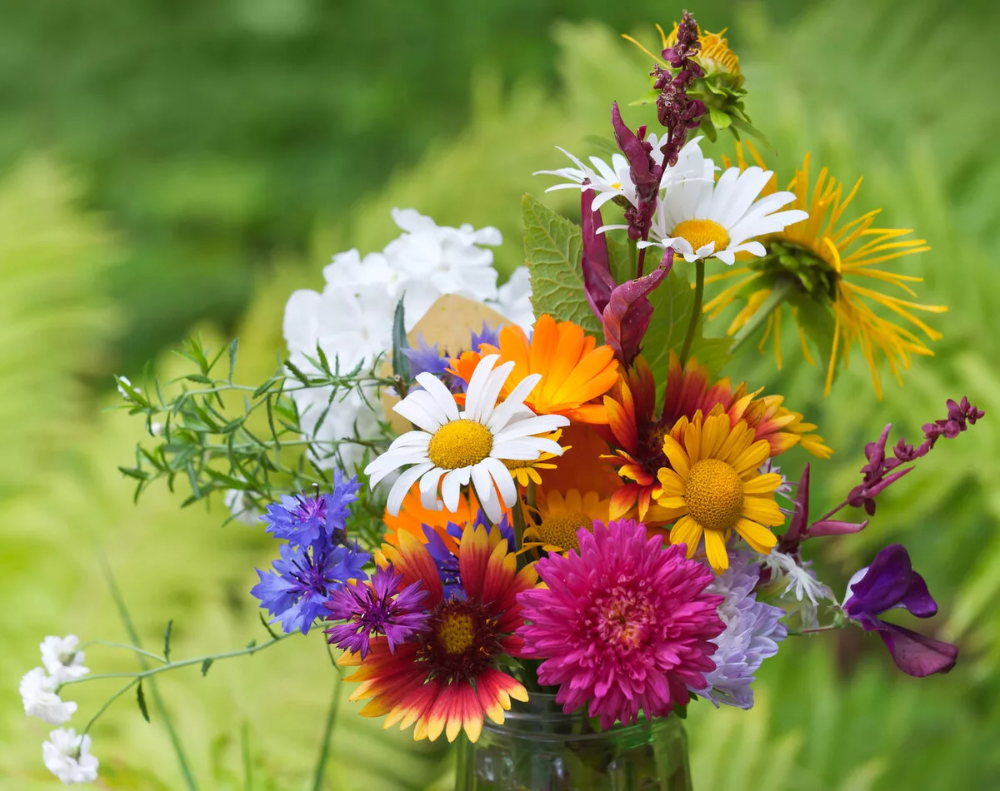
[20,668,76,725]
[488,266,534,332]
[43,728,99,784]
[637,145,808,265]
[760,550,836,606]
[365,354,569,522]
[40,636,89,683]
[115,376,142,401]
[223,487,262,526]
[149,421,164,437]
[534,148,636,209]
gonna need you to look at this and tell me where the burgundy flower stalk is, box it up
[844,544,958,677]
[654,11,706,168]
[611,103,660,243]
[849,397,985,516]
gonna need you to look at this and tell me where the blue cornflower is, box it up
[251,540,370,635]
[469,321,501,351]
[402,334,450,379]
[325,565,430,659]
[422,510,514,598]
[260,472,361,548]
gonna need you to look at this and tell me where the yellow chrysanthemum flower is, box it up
[654,412,783,574]
[704,142,947,398]
[522,489,611,554]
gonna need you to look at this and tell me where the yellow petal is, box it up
[734,517,777,554]
[743,473,783,494]
[741,496,785,527]
[670,515,702,558]
[704,529,730,573]
[661,436,691,478]
[657,468,686,496]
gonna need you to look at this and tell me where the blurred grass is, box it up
[2,0,1000,788]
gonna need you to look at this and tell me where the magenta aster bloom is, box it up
[324,565,430,659]
[517,519,724,728]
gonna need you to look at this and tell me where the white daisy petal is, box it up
[393,393,445,433]
[471,464,499,518]
[475,362,515,423]
[386,463,434,515]
[414,373,461,422]
[464,354,499,420]
[419,467,446,509]
[486,373,543,432]
[483,457,518,512]
[441,468,469,512]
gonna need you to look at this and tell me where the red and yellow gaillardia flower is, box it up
[655,411,784,574]
[450,314,619,424]
[382,485,495,551]
[600,354,829,521]
[705,142,946,398]
[340,525,536,743]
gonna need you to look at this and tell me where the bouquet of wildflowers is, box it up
[20,11,984,787]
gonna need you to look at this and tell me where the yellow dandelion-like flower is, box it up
[503,431,568,487]
[703,141,947,398]
[522,489,611,554]
[624,24,741,80]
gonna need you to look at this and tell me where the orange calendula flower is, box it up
[450,314,618,424]
[655,412,783,574]
[522,489,611,554]
[600,354,830,522]
[340,525,536,743]
[383,485,485,551]
[705,142,946,398]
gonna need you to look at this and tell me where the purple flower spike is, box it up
[844,544,958,677]
[325,565,430,659]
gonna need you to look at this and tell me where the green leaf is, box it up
[391,297,411,381]
[789,291,836,375]
[640,269,695,382]
[227,338,239,382]
[521,193,602,336]
[163,619,173,663]
[708,105,732,130]
[686,335,732,377]
[245,639,257,650]
[258,611,279,640]
[201,658,214,677]
[136,681,151,723]
[606,230,633,287]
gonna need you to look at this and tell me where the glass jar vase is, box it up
[455,694,692,791]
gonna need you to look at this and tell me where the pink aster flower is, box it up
[517,518,724,728]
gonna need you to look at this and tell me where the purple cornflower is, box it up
[251,540,370,635]
[324,565,430,659]
[260,472,360,547]
[422,510,514,598]
[469,321,501,352]
[843,544,958,678]
[402,334,450,379]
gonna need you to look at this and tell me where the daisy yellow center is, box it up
[684,459,744,533]
[672,219,730,253]
[436,612,475,655]
[537,512,592,551]
[427,419,493,470]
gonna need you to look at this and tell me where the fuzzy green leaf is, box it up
[522,194,602,336]
[640,269,695,381]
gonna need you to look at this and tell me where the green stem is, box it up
[63,632,296,687]
[97,549,199,791]
[82,679,139,735]
[789,623,844,636]
[310,682,343,791]
[678,260,706,366]
[241,721,253,791]
[727,277,796,355]
[511,500,527,567]
[78,640,168,663]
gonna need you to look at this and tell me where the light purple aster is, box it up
[260,472,360,547]
[694,551,787,709]
[251,540,370,635]
[324,565,430,659]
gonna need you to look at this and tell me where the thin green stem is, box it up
[727,276,796,355]
[511,501,527,569]
[82,679,139,735]
[678,260,706,366]
[310,682,343,791]
[789,623,844,636]
[241,721,253,791]
[97,549,199,791]
[63,632,296,687]
[78,640,168,664]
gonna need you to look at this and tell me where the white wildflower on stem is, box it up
[43,728,99,784]
[41,635,90,683]
[20,668,76,725]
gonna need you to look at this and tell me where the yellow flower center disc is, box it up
[427,419,493,469]
[672,219,731,254]
[684,458,744,533]
[538,512,592,551]
[436,612,475,654]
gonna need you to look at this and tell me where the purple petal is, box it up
[580,188,616,318]
[875,622,958,677]
[611,102,658,201]
[900,572,938,618]
[786,464,810,544]
[601,249,673,366]
[844,544,914,617]
[863,466,914,499]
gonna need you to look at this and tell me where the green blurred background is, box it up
[2,0,999,788]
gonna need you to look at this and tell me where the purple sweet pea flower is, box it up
[251,540,370,635]
[843,544,958,677]
[324,565,430,659]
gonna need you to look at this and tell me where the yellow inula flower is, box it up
[503,431,567,487]
[522,489,611,554]
[704,142,947,398]
[654,412,783,574]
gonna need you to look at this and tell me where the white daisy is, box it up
[40,636,89,684]
[365,354,569,522]
[637,148,808,265]
[534,148,635,210]
[43,728,99,784]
